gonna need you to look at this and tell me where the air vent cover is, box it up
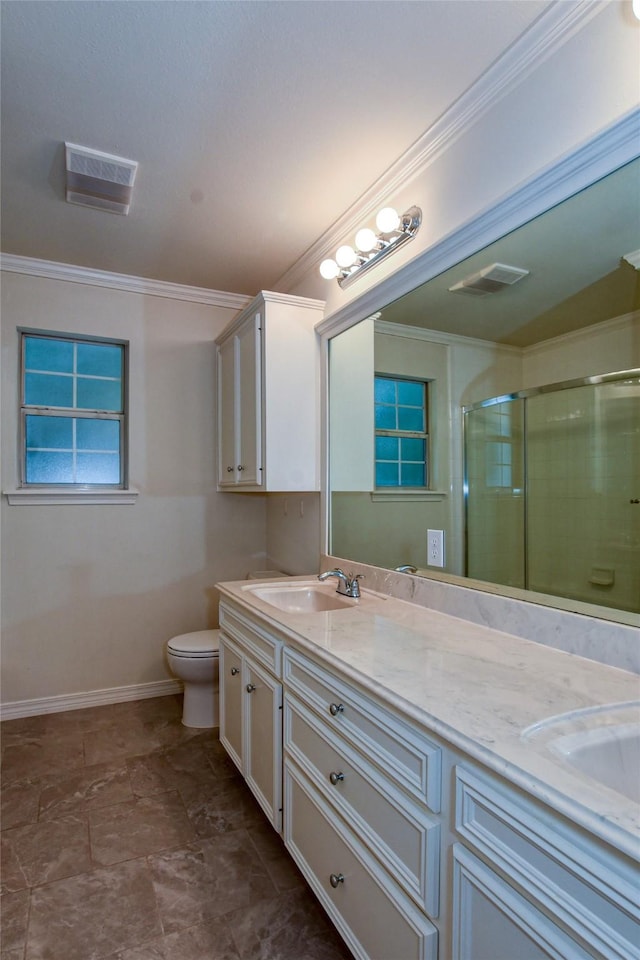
[65,143,138,215]
[448,262,529,297]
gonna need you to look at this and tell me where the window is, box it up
[374,375,428,487]
[20,331,127,487]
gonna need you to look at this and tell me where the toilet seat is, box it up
[167,629,219,658]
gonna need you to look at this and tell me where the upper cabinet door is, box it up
[216,291,325,492]
[236,313,263,487]
[217,335,237,487]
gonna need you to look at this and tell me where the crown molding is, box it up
[276,0,607,293]
[0,254,251,309]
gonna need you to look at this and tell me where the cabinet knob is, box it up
[329,771,344,786]
[329,702,344,717]
[230,667,240,676]
[246,683,256,693]
[329,873,344,888]
[237,464,245,471]
[226,466,234,473]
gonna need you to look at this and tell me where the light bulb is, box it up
[355,227,377,253]
[376,206,400,233]
[335,244,357,268]
[319,258,339,280]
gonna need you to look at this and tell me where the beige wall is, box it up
[1,272,268,708]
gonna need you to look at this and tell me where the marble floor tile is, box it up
[1,733,85,783]
[179,773,265,838]
[0,889,30,954]
[89,792,195,866]
[26,859,162,960]
[1,775,42,830]
[38,761,133,820]
[147,830,277,934]
[1,814,92,889]
[247,820,307,893]
[126,739,219,799]
[83,724,167,766]
[228,888,353,960]
[202,737,243,781]
[113,916,240,960]
[1,834,28,894]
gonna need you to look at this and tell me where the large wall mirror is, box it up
[327,156,639,626]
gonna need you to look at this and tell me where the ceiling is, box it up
[1,0,550,296]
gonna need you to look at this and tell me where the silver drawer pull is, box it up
[226,466,234,473]
[246,683,256,693]
[230,667,240,676]
[329,872,344,888]
[237,464,245,471]
[329,702,344,716]
[329,771,344,786]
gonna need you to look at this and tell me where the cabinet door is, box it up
[245,657,282,832]
[217,337,237,486]
[219,637,243,771]
[236,313,262,486]
[452,844,593,960]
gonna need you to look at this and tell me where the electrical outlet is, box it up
[427,529,444,567]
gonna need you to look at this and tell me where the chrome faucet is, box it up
[394,564,418,574]
[318,567,363,598]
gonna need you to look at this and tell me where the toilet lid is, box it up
[167,628,220,657]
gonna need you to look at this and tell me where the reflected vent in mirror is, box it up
[448,262,529,297]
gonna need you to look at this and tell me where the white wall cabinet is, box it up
[218,603,283,832]
[216,291,324,491]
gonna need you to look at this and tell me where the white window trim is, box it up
[370,490,447,503]
[4,488,139,505]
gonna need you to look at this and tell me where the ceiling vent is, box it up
[65,143,138,215]
[448,262,529,297]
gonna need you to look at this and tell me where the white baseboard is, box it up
[0,678,183,721]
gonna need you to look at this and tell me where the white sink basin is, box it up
[243,581,358,613]
[549,724,640,803]
[523,702,640,804]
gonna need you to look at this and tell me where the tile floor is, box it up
[0,695,353,960]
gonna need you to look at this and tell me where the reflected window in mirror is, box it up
[374,375,428,487]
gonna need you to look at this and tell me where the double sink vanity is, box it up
[216,572,639,960]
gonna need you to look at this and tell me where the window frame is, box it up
[19,329,130,491]
[374,373,430,490]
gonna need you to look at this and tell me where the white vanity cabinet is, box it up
[282,646,441,960]
[451,764,640,960]
[216,291,325,491]
[218,601,284,832]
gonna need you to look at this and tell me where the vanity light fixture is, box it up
[320,205,422,289]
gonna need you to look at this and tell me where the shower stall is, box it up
[464,370,640,614]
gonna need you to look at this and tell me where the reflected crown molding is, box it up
[317,107,640,341]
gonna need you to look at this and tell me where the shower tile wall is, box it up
[528,381,639,613]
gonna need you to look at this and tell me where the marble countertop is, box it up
[217,576,640,861]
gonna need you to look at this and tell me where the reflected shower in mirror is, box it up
[328,159,640,623]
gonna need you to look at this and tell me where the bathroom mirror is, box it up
[327,157,640,625]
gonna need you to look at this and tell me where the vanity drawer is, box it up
[285,692,440,917]
[284,759,438,960]
[455,765,640,960]
[219,601,282,676]
[283,647,441,811]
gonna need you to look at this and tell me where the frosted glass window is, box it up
[21,333,127,487]
[374,375,428,488]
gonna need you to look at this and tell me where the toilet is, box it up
[166,570,286,728]
[166,630,220,728]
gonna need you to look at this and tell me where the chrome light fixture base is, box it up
[336,206,422,289]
